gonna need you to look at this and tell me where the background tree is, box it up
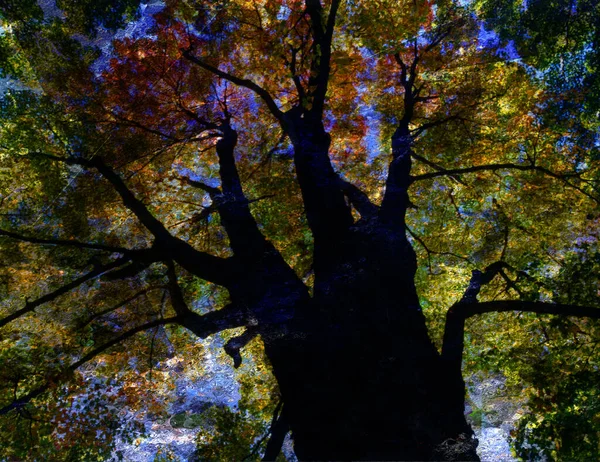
[1,0,599,460]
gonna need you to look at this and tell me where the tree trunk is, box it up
[261,221,479,461]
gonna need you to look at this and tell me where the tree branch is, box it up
[410,152,466,185]
[394,53,408,86]
[456,261,510,305]
[0,257,129,329]
[411,162,598,202]
[212,124,272,258]
[286,45,306,103]
[439,261,514,415]
[406,226,473,272]
[166,260,192,318]
[440,260,600,419]
[0,229,129,254]
[224,327,259,368]
[337,178,378,219]
[442,298,600,380]
[262,402,289,461]
[380,125,413,229]
[305,0,340,117]
[412,162,572,182]
[410,115,463,138]
[87,156,174,242]
[181,176,221,197]
[181,48,284,126]
[453,300,600,320]
[28,152,237,286]
[1,293,280,418]
[380,42,423,228]
[179,303,250,339]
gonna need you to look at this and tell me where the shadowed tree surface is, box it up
[1,0,600,460]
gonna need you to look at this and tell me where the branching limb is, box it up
[88,156,175,242]
[101,260,154,281]
[456,261,510,304]
[181,48,284,126]
[106,112,185,141]
[28,152,236,286]
[394,53,408,86]
[439,261,515,415]
[380,42,423,228]
[1,292,280,415]
[411,115,464,138]
[213,124,271,258]
[243,131,288,183]
[412,162,577,182]
[406,225,472,272]
[168,257,296,339]
[411,152,456,179]
[443,298,600,375]
[284,45,306,103]
[27,152,172,241]
[441,262,600,416]
[441,261,511,366]
[454,300,600,320]
[304,0,341,118]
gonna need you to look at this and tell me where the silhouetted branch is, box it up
[305,0,341,117]
[262,401,289,461]
[454,300,600,320]
[180,303,250,339]
[166,261,191,317]
[441,261,600,418]
[411,115,464,138]
[181,176,221,197]
[28,152,237,286]
[412,162,574,182]
[181,48,284,125]
[0,257,129,329]
[337,178,378,219]
[224,327,259,368]
[411,162,598,203]
[0,229,129,253]
[406,226,472,269]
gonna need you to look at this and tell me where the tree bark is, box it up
[260,221,479,460]
[252,105,481,459]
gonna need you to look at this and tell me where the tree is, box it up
[0,0,599,460]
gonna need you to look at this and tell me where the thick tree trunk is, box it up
[236,115,481,460]
[261,222,479,461]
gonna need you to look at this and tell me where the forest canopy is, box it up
[0,0,600,460]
